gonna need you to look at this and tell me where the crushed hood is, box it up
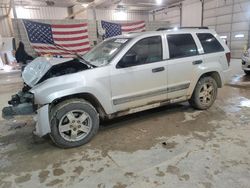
[22,57,73,87]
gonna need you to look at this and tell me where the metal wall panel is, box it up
[0,8,12,37]
[14,6,68,19]
[73,5,149,21]
[1,7,68,37]
[154,7,181,27]
[182,0,202,27]
[204,0,250,58]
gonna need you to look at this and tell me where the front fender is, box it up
[30,71,113,114]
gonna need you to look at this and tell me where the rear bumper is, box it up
[221,68,231,85]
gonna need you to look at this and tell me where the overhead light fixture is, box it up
[16,6,30,18]
[235,34,244,38]
[114,9,127,21]
[156,0,163,5]
[81,3,88,8]
[173,27,178,31]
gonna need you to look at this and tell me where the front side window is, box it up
[83,38,130,67]
[197,33,224,53]
[118,36,163,68]
[167,34,198,59]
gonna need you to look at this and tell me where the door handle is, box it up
[152,67,165,73]
[193,60,203,65]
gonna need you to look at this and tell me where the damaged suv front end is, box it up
[2,56,93,136]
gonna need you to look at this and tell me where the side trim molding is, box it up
[113,83,190,105]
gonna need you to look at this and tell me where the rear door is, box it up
[166,33,203,99]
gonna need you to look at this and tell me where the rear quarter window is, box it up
[197,33,224,53]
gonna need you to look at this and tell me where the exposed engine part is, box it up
[37,59,89,84]
[8,91,34,106]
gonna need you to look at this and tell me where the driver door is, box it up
[110,36,168,112]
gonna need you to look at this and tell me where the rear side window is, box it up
[197,33,224,53]
[167,34,198,59]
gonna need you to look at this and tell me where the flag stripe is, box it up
[32,47,91,53]
[53,33,88,38]
[122,22,145,30]
[39,50,89,56]
[54,35,89,41]
[52,29,88,35]
[53,38,90,45]
[51,26,87,32]
[122,24,146,32]
[33,44,90,51]
[56,42,90,48]
[121,21,145,27]
[52,23,88,28]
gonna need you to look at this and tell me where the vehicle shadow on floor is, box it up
[100,102,191,130]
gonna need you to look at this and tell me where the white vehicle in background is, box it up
[242,48,250,75]
[2,27,231,148]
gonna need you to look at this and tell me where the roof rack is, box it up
[157,27,209,31]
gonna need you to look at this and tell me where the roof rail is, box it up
[157,27,209,31]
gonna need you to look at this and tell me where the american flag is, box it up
[101,20,146,38]
[23,20,90,58]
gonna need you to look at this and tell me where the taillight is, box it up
[226,52,231,66]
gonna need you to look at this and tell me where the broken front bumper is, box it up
[2,90,51,137]
[2,91,36,119]
[33,104,51,137]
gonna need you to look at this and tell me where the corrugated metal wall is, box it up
[73,5,149,21]
[94,9,149,21]
[151,7,181,27]
[150,0,250,58]
[0,8,12,37]
[0,6,68,37]
[203,0,250,58]
[182,0,202,27]
[14,6,68,19]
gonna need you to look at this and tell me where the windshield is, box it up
[83,38,130,67]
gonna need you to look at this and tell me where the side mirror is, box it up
[119,53,137,68]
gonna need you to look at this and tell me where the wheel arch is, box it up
[188,70,222,99]
[50,93,108,120]
[199,71,222,88]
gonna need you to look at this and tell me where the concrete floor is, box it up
[0,59,250,188]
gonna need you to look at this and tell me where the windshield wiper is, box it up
[75,54,96,68]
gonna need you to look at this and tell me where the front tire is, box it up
[49,99,99,148]
[244,70,250,75]
[189,77,218,110]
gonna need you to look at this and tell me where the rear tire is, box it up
[189,76,218,110]
[244,70,250,75]
[49,99,99,148]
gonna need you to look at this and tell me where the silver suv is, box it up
[2,28,231,148]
